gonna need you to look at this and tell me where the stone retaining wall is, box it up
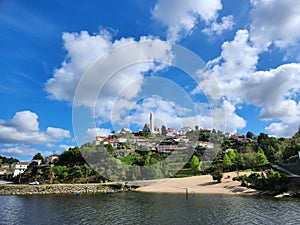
[0,183,128,195]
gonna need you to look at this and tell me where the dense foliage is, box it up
[20,147,102,184]
[0,156,19,164]
[234,169,289,194]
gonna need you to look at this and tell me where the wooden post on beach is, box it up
[185,188,188,200]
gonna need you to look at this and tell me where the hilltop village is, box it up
[94,111,231,155]
[0,112,251,183]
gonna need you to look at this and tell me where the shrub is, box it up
[210,168,223,183]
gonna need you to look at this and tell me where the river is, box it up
[0,192,299,225]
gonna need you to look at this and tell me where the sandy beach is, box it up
[137,172,260,195]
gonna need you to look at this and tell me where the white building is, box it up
[45,154,59,164]
[150,112,154,133]
[13,162,29,177]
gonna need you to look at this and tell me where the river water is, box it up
[0,192,299,225]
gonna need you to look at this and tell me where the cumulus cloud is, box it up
[0,111,70,145]
[87,128,111,138]
[243,64,300,107]
[113,95,243,134]
[47,30,176,140]
[126,96,183,130]
[0,145,38,157]
[265,119,299,138]
[211,30,259,81]
[250,0,300,48]
[192,1,300,137]
[46,127,71,141]
[46,1,300,138]
[10,111,39,132]
[196,30,259,102]
[202,15,235,35]
[198,27,300,137]
[45,30,114,102]
[94,62,158,124]
[211,100,246,134]
[47,29,246,136]
[152,0,222,41]
[46,31,172,107]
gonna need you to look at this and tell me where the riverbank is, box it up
[0,183,127,195]
[136,172,261,195]
[2,171,298,196]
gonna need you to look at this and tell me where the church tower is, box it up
[150,112,154,133]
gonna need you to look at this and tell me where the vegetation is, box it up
[32,153,45,164]
[190,155,201,174]
[19,147,103,184]
[0,156,19,164]
[210,167,223,183]
[234,169,289,194]
[7,126,300,193]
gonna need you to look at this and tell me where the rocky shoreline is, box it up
[0,183,129,195]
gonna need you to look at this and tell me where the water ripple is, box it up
[0,193,299,225]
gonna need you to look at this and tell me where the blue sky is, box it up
[1,0,300,160]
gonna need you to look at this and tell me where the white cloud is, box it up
[10,111,39,132]
[198,26,300,137]
[94,62,155,124]
[46,127,71,141]
[151,0,300,137]
[47,30,175,138]
[212,30,259,81]
[125,96,182,130]
[115,96,243,134]
[207,100,246,134]
[0,111,70,145]
[203,15,235,35]
[87,128,111,138]
[243,64,300,107]
[265,119,299,138]
[260,100,300,121]
[152,0,222,41]
[250,0,300,48]
[46,31,173,111]
[0,144,62,159]
[45,30,114,102]
[196,30,259,103]
[0,145,38,158]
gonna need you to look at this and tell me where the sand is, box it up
[137,172,260,195]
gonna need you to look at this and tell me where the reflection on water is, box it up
[0,193,299,225]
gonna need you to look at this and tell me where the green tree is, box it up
[0,156,19,164]
[246,131,254,139]
[32,152,45,164]
[57,147,86,167]
[190,155,201,173]
[198,131,210,141]
[255,148,268,166]
[265,145,276,162]
[234,152,245,169]
[282,144,300,163]
[210,167,223,183]
[222,154,233,171]
[243,151,257,168]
